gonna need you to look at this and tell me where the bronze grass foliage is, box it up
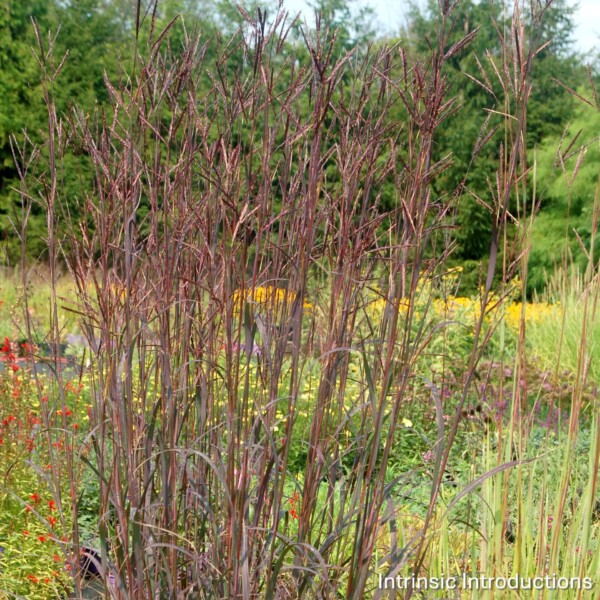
[11,2,551,597]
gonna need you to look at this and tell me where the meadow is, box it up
[0,2,599,599]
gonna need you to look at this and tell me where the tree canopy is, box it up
[0,0,597,292]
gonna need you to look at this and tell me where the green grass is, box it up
[525,269,600,383]
[0,268,81,342]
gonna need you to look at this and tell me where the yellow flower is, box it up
[402,418,413,428]
[503,300,558,332]
[232,286,312,312]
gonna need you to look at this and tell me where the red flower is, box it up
[1,337,10,353]
[22,530,30,535]
[48,515,58,527]
[48,499,57,511]
[38,535,47,543]
[20,342,35,355]
[289,491,300,520]
[26,574,39,583]
[10,363,19,372]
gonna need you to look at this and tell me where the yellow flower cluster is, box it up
[364,288,558,334]
[234,286,290,305]
[432,296,559,332]
[503,301,559,332]
[433,296,480,319]
[233,286,313,312]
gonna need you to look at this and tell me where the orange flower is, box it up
[289,491,300,520]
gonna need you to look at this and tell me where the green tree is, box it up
[0,0,125,261]
[303,0,375,51]
[0,0,56,256]
[529,98,600,290]
[402,0,584,284]
[526,0,583,146]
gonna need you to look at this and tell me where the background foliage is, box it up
[1,0,598,289]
